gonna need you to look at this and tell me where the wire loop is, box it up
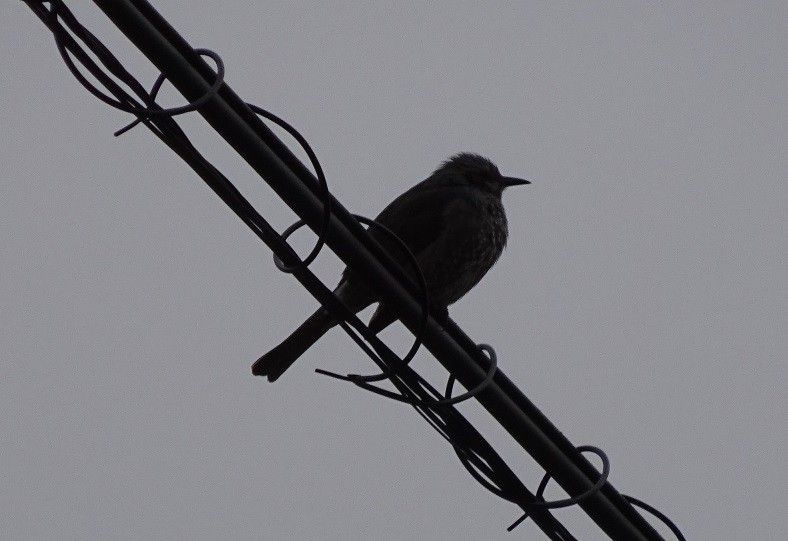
[624,496,687,541]
[52,2,225,127]
[114,49,225,136]
[251,105,331,272]
[507,446,610,531]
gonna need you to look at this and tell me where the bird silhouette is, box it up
[252,153,529,381]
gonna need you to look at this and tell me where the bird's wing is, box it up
[361,185,480,332]
[340,181,480,304]
[369,184,475,259]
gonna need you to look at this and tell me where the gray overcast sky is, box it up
[3,1,785,539]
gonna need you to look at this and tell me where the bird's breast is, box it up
[425,195,508,306]
[483,197,508,252]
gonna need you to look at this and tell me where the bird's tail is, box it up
[252,280,372,382]
[252,308,335,382]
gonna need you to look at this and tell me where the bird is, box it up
[252,153,530,382]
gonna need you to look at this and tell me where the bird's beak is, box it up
[501,176,531,187]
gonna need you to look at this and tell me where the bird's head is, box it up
[434,153,530,196]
